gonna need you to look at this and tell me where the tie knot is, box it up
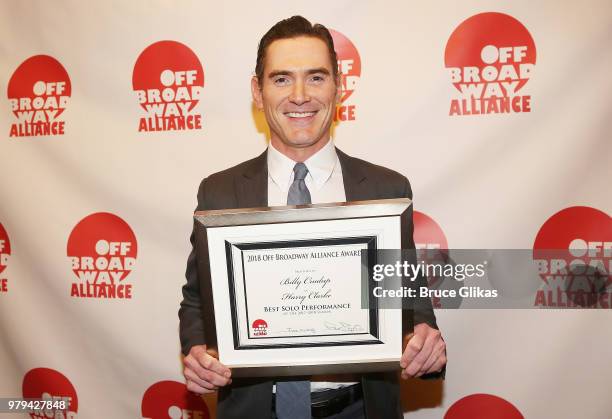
[293,162,309,181]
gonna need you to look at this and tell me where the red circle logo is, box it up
[0,222,10,275]
[0,222,10,293]
[414,211,448,250]
[330,29,361,122]
[133,41,204,132]
[533,206,611,307]
[329,29,361,104]
[22,368,78,418]
[141,380,210,419]
[7,55,71,137]
[67,212,137,299]
[445,13,536,116]
[445,393,523,419]
[252,319,268,336]
[413,211,454,306]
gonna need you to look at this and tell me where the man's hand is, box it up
[183,344,232,394]
[400,323,446,379]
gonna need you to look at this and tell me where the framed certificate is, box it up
[194,198,411,377]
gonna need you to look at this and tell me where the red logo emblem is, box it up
[67,212,137,299]
[133,41,204,133]
[445,12,536,116]
[533,206,611,308]
[141,380,210,419]
[7,55,71,137]
[330,29,361,122]
[413,211,451,307]
[445,393,523,418]
[414,211,448,250]
[252,319,268,336]
[0,222,10,293]
[22,368,78,419]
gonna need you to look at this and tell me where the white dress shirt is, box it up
[267,139,346,206]
[267,140,357,392]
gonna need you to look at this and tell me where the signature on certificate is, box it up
[324,321,364,332]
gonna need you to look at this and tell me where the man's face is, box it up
[252,36,341,155]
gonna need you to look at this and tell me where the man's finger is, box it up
[400,333,423,368]
[412,331,437,365]
[186,378,215,395]
[202,368,232,387]
[184,354,209,380]
[186,357,231,386]
[195,350,232,378]
[416,349,439,377]
[429,352,447,374]
[402,333,414,348]
[403,333,435,374]
[184,368,218,391]
[206,347,220,359]
[184,351,232,386]
[403,327,442,376]
[416,341,445,376]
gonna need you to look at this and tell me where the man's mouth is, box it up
[285,111,317,118]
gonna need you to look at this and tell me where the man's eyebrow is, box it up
[267,70,293,79]
[306,67,331,76]
[267,68,332,79]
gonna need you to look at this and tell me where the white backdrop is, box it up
[1,1,611,418]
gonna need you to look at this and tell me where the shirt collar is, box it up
[267,140,339,191]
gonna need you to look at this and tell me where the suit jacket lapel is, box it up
[236,150,268,208]
[235,147,369,208]
[336,147,370,201]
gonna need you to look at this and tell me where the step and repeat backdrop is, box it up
[1,1,611,418]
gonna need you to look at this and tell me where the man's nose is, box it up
[289,79,310,105]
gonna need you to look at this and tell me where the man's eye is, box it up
[274,77,289,85]
[311,75,325,83]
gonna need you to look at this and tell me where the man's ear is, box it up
[251,76,263,110]
[335,72,342,102]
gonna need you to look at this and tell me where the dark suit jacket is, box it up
[179,148,440,419]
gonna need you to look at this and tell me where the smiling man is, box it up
[179,16,446,419]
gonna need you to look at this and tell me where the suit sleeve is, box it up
[401,177,438,330]
[178,178,208,356]
[402,177,446,379]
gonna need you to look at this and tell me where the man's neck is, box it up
[269,136,332,162]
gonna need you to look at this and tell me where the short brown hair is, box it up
[255,16,338,85]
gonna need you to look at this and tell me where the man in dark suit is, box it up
[179,16,446,419]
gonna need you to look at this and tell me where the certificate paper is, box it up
[230,237,377,348]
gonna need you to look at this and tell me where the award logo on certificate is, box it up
[194,199,411,376]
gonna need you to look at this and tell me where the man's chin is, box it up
[270,130,330,151]
[280,135,321,148]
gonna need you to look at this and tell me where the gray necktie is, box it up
[276,163,311,419]
[275,379,310,419]
[287,162,312,205]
